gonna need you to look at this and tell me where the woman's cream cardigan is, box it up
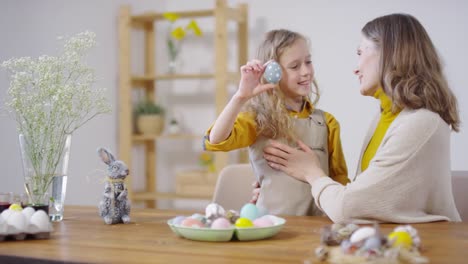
[312,108,461,223]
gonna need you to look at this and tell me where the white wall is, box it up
[1,0,467,208]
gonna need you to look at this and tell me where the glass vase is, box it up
[19,133,71,222]
[168,57,178,74]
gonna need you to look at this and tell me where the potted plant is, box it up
[134,100,165,135]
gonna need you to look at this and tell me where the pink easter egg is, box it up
[181,218,204,228]
[211,217,231,229]
[253,217,274,227]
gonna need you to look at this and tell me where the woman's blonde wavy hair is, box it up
[362,13,460,131]
[245,29,320,141]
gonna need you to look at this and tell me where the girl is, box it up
[204,29,349,216]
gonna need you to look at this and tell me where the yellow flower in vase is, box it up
[163,13,203,73]
[163,12,179,23]
[171,27,186,40]
[186,20,203,37]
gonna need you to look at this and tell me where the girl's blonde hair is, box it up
[362,13,460,132]
[246,29,320,140]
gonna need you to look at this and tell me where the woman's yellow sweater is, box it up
[361,89,401,171]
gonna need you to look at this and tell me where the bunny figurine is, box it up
[97,147,131,224]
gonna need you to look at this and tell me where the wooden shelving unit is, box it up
[118,0,248,208]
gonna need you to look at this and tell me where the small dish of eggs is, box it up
[167,203,286,242]
[0,204,53,241]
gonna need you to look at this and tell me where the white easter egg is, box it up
[1,209,13,221]
[29,210,51,232]
[22,207,36,222]
[6,211,27,234]
[349,226,376,244]
[263,61,282,84]
[0,216,6,234]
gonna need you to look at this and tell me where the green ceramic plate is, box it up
[235,216,286,241]
[167,216,286,242]
[167,219,234,242]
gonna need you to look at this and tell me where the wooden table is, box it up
[0,206,467,263]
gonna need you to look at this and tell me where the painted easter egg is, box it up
[240,203,258,221]
[191,213,207,224]
[211,217,231,229]
[9,203,23,211]
[263,61,282,84]
[225,209,240,224]
[181,218,205,228]
[394,225,420,248]
[349,227,376,244]
[388,231,413,249]
[362,236,382,250]
[253,217,274,227]
[205,203,225,220]
[235,217,253,228]
[172,216,186,225]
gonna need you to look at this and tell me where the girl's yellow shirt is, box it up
[361,89,401,171]
[204,101,349,185]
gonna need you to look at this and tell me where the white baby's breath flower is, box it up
[2,31,111,202]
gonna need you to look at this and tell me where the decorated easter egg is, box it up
[263,61,282,84]
[394,225,420,248]
[240,203,258,221]
[191,213,207,224]
[253,217,274,227]
[9,203,23,211]
[388,231,413,249]
[205,203,225,220]
[225,209,240,224]
[211,217,231,229]
[349,227,376,244]
[340,239,352,253]
[362,236,382,250]
[235,217,253,228]
[172,216,186,225]
[181,218,204,228]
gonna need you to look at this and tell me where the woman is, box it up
[260,13,461,223]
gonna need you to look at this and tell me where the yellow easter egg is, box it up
[388,231,413,249]
[235,217,253,228]
[9,203,23,211]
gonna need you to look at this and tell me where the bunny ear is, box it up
[97,147,115,165]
